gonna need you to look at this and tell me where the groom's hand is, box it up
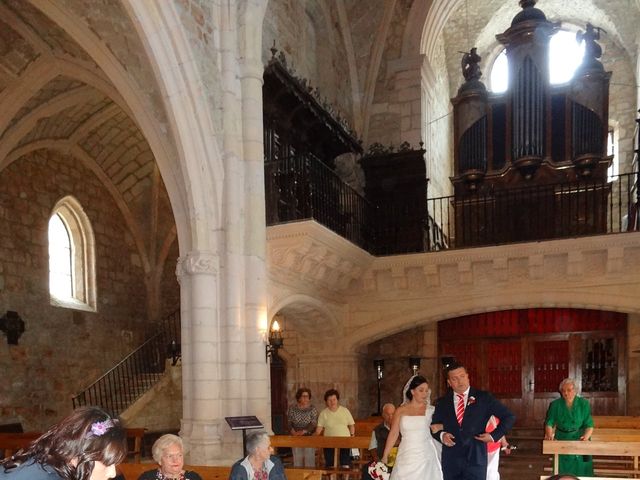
[474,433,494,443]
[441,432,456,447]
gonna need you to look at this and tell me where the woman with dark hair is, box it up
[287,387,318,467]
[314,389,355,468]
[381,375,443,480]
[0,406,127,480]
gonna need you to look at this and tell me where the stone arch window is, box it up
[489,29,586,93]
[48,196,97,311]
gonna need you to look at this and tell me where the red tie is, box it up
[456,393,465,426]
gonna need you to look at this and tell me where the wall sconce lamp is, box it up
[441,355,457,370]
[266,319,283,362]
[409,356,421,375]
[0,311,25,345]
[373,359,384,415]
[169,340,181,366]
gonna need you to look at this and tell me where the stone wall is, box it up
[262,0,354,130]
[121,361,182,432]
[268,221,640,418]
[0,150,159,429]
[358,324,439,417]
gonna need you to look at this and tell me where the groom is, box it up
[431,362,515,480]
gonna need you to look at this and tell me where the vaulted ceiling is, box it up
[0,0,176,275]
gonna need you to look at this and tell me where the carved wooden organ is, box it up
[451,0,612,245]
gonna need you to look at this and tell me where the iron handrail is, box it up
[71,310,180,415]
[265,154,639,254]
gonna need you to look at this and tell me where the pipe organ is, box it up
[451,0,612,245]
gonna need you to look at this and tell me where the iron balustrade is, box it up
[265,155,377,251]
[265,156,639,254]
[71,310,180,415]
[427,171,639,249]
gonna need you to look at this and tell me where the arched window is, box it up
[48,196,96,311]
[489,30,586,93]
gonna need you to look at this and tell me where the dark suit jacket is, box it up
[431,388,515,470]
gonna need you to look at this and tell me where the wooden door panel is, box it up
[533,340,569,392]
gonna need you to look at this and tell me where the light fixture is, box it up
[169,339,181,366]
[409,356,421,374]
[441,355,456,370]
[266,319,283,362]
[373,359,384,415]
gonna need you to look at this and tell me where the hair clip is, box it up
[90,419,114,436]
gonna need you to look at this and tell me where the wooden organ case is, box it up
[451,0,612,246]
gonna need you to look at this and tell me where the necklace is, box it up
[155,469,185,480]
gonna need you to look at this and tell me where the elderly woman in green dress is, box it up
[544,378,594,476]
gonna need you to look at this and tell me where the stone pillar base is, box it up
[181,418,224,464]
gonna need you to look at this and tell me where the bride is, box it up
[381,375,443,480]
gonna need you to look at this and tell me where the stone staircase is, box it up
[500,427,551,480]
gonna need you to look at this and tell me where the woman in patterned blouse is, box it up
[287,387,319,467]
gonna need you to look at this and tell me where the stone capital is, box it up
[176,251,219,281]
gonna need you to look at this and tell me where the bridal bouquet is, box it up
[368,461,390,480]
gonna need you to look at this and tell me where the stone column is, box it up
[240,53,270,430]
[177,251,223,464]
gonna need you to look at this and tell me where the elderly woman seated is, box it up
[138,434,202,480]
[229,432,286,480]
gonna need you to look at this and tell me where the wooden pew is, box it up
[354,418,381,437]
[126,428,146,463]
[116,463,324,480]
[270,435,371,476]
[540,476,635,480]
[1,429,145,462]
[593,416,640,429]
[591,428,640,442]
[0,432,41,459]
[543,440,640,477]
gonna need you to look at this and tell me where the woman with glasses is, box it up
[137,434,202,480]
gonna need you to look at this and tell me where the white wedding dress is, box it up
[390,406,443,480]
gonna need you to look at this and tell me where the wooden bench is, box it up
[1,429,145,462]
[0,432,41,459]
[125,428,146,463]
[354,418,381,437]
[593,416,640,429]
[543,440,640,477]
[270,435,371,477]
[116,463,324,480]
[540,476,636,480]
[591,428,640,442]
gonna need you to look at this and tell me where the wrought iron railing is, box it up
[265,154,639,254]
[265,155,377,251]
[71,310,180,415]
[428,172,639,249]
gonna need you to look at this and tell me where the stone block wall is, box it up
[0,150,161,430]
[358,323,440,417]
